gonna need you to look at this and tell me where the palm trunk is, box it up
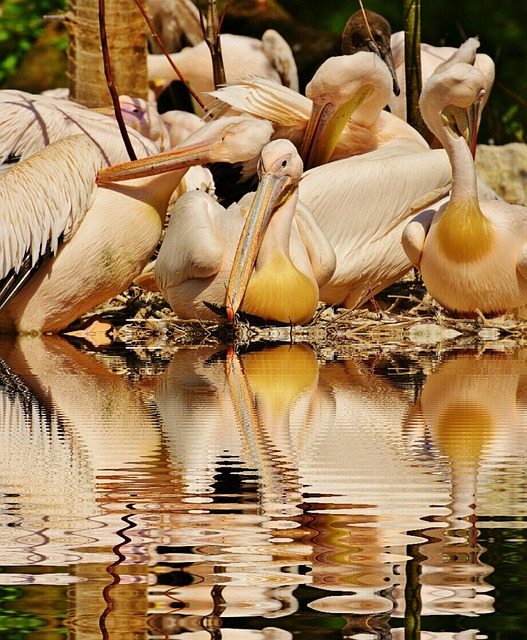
[66,0,148,107]
[403,0,431,142]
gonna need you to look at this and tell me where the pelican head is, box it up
[225,138,308,323]
[97,115,274,182]
[341,9,400,97]
[300,52,393,170]
[420,63,487,157]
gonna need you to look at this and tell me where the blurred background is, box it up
[1,0,525,144]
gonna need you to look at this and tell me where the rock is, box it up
[476,142,527,206]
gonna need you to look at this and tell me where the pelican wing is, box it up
[0,135,105,309]
[206,77,311,126]
[0,89,159,174]
[300,144,451,253]
[298,143,452,307]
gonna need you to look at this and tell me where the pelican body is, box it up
[298,140,452,309]
[0,116,274,334]
[154,139,336,325]
[149,30,299,101]
[402,63,527,316]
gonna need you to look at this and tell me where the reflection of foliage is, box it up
[0,586,46,637]
[0,0,67,85]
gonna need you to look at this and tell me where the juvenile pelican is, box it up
[154,139,336,324]
[207,52,427,171]
[0,116,274,334]
[341,8,400,97]
[401,63,527,316]
[0,89,160,172]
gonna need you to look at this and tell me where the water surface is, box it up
[0,335,526,639]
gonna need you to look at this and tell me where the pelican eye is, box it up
[281,159,288,168]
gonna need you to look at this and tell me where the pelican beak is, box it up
[225,171,294,321]
[442,100,481,159]
[369,40,400,97]
[97,131,233,183]
[300,85,373,170]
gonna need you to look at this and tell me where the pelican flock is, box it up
[0,5,516,334]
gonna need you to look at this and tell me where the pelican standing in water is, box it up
[0,116,274,334]
[402,63,527,316]
[154,139,336,325]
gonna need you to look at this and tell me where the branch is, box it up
[98,0,137,161]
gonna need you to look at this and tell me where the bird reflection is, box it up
[0,334,166,636]
[396,350,527,625]
[151,344,320,636]
[150,345,527,638]
[5,338,526,638]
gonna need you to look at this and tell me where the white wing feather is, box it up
[0,90,159,173]
[0,135,105,279]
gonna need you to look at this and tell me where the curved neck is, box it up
[442,128,479,203]
[255,189,299,269]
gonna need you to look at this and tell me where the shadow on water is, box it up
[0,335,526,638]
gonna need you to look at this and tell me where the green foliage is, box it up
[0,0,67,85]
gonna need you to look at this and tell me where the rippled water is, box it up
[0,335,526,639]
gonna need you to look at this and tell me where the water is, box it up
[0,334,526,639]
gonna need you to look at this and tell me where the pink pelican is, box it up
[154,139,336,325]
[402,62,527,316]
[0,116,274,333]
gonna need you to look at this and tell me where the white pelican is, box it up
[341,8,400,97]
[298,140,452,309]
[154,139,336,324]
[401,62,527,317]
[388,33,495,122]
[148,29,299,102]
[207,51,428,171]
[0,89,160,172]
[97,94,172,151]
[0,116,274,334]
[146,0,203,53]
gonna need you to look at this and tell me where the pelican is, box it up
[154,139,336,324]
[341,8,400,97]
[207,51,428,172]
[0,115,274,334]
[148,29,299,103]
[388,33,495,121]
[97,94,172,151]
[401,62,527,317]
[146,0,203,54]
[297,139,452,309]
[0,89,160,172]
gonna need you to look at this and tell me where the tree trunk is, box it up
[67,0,148,107]
[403,0,431,142]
